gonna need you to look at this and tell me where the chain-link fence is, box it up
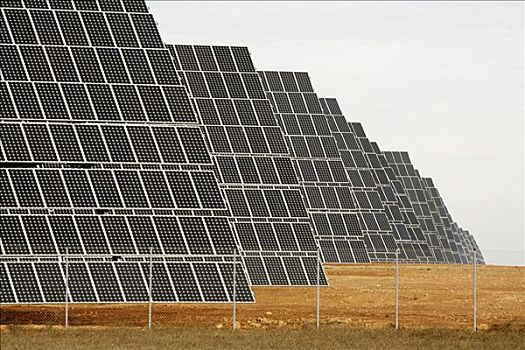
[1,251,523,331]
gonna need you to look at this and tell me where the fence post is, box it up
[472,249,477,331]
[232,249,237,330]
[65,247,69,330]
[316,247,320,329]
[395,248,399,330]
[148,247,153,329]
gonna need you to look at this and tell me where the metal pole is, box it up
[395,248,399,330]
[232,249,237,330]
[65,247,69,330]
[473,249,477,331]
[148,247,153,329]
[316,247,320,329]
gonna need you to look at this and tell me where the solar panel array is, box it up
[382,151,483,264]
[348,126,435,263]
[316,98,398,262]
[367,142,438,263]
[0,0,486,306]
[422,177,484,264]
[167,44,327,286]
[420,177,465,263]
[258,72,369,264]
[383,152,455,262]
[0,0,254,303]
[459,228,484,264]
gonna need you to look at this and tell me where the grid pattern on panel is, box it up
[312,97,397,263]
[168,45,327,286]
[0,0,253,303]
[257,72,368,264]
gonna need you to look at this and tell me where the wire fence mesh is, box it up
[1,252,524,331]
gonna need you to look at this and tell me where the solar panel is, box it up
[0,0,254,303]
[258,72,369,264]
[169,45,327,286]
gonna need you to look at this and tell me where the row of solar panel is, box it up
[362,233,397,253]
[383,151,412,165]
[318,239,369,263]
[278,113,335,138]
[205,124,289,156]
[1,8,162,48]
[266,94,324,118]
[225,188,308,218]
[169,45,255,74]
[310,212,361,237]
[383,199,415,223]
[320,212,384,239]
[355,137,379,156]
[193,97,277,127]
[214,155,298,186]
[383,152,465,263]
[280,134,341,160]
[293,158,349,184]
[1,45,179,89]
[1,0,149,13]
[296,184,354,210]
[396,242,434,261]
[232,221,316,253]
[258,80,374,262]
[326,128,362,158]
[388,223,423,242]
[420,227,442,247]
[258,71,315,94]
[366,182,431,255]
[412,202,435,219]
[0,261,253,303]
[317,106,412,262]
[422,180,470,263]
[1,123,209,164]
[170,51,329,277]
[242,255,326,286]
[179,71,266,101]
[344,168,382,189]
[339,148,379,170]
[350,123,437,261]
[1,81,195,123]
[0,215,238,256]
[1,168,226,209]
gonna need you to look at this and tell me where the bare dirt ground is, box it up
[1,264,524,330]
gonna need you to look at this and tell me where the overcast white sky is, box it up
[148,1,524,266]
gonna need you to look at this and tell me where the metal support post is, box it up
[395,248,399,330]
[65,247,69,330]
[148,247,153,329]
[232,249,237,330]
[473,249,477,331]
[316,247,320,329]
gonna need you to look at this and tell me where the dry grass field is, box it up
[1,264,524,349]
